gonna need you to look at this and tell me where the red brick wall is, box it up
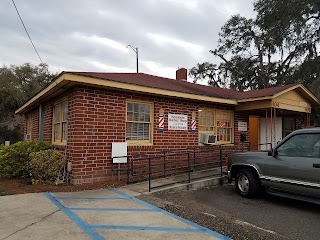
[43,103,53,142]
[67,87,126,184]
[23,85,250,185]
[66,86,249,184]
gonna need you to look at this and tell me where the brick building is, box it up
[16,68,320,184]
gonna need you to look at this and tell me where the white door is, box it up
[259,117,282,150]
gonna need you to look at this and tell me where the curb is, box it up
[146,175,227,194]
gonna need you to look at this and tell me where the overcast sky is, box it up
[0,0,255,79]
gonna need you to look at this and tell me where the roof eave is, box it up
[15,73,238,114]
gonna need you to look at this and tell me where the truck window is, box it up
[277,133,320,158]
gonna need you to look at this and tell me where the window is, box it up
[216,111,233,142]
[199,110,215,133]
[199,109,233,144]
[277,133,320,158]
[283,117,295,138]
[26,115,32,140]
[126,100,153,145]
[53,100,68,144]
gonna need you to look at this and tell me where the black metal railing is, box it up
[112,142,272,192]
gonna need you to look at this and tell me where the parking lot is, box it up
[139,184,320,240]
[1,182,319,240]
[0,188,228,240]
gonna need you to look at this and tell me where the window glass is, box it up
[283,117,295,138]
[53,100,68,144]
[62,102,68,122]
[277,133,320,158]
[126,101,152,143]
[199,110,215,132]
[216,111,232,142]
[54,105,60,123]
[54,124,60,141]
[26,115,32,140]
[198,109,233,144]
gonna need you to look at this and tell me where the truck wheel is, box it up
[236,169,260,198]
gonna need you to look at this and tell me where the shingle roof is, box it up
[236,84,297,100]
[69,71,296,100]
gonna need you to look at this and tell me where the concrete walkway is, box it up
[0,187,228,240]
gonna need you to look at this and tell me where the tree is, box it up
[190,0,320,93]
[254,0,320,89]
[189,62,222,87]
[0,63,57,144]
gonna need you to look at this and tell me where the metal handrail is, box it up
[111,142,273,191]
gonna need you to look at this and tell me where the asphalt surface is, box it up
[138,184,320,240]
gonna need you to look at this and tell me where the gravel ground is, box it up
[138,187,294,240]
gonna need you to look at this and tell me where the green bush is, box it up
[0,141,52,178]
[29,149,65,184]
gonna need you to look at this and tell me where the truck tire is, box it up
[236,169,260,198]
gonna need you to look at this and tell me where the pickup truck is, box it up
[226,128,320,202]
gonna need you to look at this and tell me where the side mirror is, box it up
[268,149,278,157]
[273,149,278,157]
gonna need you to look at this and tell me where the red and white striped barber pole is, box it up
[191,111,197,132]
[159,108,165,131]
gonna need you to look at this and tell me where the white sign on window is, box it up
[168,114,188,130]
[238,121,247,132]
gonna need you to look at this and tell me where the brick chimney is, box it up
[176,68,187,81]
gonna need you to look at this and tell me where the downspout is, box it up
[39,104,44,141]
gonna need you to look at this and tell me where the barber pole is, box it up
[159,108,165,131]
[191,111,197,132]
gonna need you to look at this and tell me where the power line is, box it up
[11,0,44,64]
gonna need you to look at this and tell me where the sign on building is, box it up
[238,121,248,132]
[112,142,127,163]
[168,114,188,130]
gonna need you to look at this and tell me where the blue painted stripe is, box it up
[70,207,158,212]
[110,189,230,240]
[54,196,127,200]
[44,192,105,240]
[91,225,204,233]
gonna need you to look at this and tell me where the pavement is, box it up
[0,180,228,240]
[146,185,320,240]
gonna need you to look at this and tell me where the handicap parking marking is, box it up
[69,207,158,212]
[53,196,127,200]
[91,225,204,233]
[44,192,105,240]
[110,189,230,240]
[45,189,230,240]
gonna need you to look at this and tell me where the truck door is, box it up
[264,133,320,198]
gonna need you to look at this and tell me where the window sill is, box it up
[216,143,234,146]
[52,142,67,147]
[127,141,153,147]
[198,142,234,146]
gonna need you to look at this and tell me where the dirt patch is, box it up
[0,178,125,195]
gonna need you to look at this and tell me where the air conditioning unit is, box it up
[199,133,216,145]
[25,134,31,141]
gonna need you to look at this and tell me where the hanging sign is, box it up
[158,108,165,131]
[191,111,197,132]
[168,114,188,130]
